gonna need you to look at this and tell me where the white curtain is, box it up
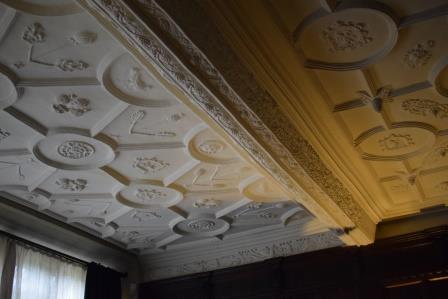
[12,244,86,299]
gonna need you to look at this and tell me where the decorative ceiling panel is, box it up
[0,0,322,258]
[206,0,448,219]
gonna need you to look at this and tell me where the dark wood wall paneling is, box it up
[139,226,448,299]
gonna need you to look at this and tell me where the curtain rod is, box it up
[0,229,88,266]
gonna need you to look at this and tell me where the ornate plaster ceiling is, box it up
[197,0,448,220]
[0,0,337,273]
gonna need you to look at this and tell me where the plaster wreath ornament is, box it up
[132,157,170,173]
[135,188,167,203]
[403,40,435,68]
[378,133,415,151]
[187,219,216,232]
[321,20,373,53]
[53,94,91,116]
[57,141,95,159]
[401,99,448,119]
[198,140,225,154]
[55,178,88,192]
[127,67,153,91]
[14,22,89,72]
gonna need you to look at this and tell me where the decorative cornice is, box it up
[77,0,373,243]
[142,231,342,281]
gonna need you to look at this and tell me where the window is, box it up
[11,244,86,299]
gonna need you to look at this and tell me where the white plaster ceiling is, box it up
[0,0,312,255]
[269,0,448,218]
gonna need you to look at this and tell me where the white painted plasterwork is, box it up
[0,0,342,280]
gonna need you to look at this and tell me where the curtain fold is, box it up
[84,263,122,299]
[0,235,16,299]
[11,244,86,299]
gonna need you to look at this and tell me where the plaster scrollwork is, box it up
[82,0,366,231]
[321,20,373,53]
[193,198,221,209]
[132,157,170,174]
[0,157,37,180]
[132,210,162,221]
[57,141,95,159]
[128,110,177,137]
[403,40,435,68]
[55,178,88,192]
[378,133,415,151]
[0,129,11,142]
[401,99,448,119]
[53,94,91,116]
[14,22,89,72]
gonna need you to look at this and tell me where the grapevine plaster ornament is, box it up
[357,86,392,113]
[233,202,285,219]
[52,94,91,116]
[55,178,88,192]
[322,20,373,53]
[69,31,97,45]
[132,157,170,174]
[187,219,216,232]
[401,99,448,119]
[135,188,167,203]
[14,23,89,72]
[403,40,435,68]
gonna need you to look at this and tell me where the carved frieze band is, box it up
[144,231,342,281]
[78,0,367,234]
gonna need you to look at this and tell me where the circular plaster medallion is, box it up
[117,183,183,208]
[297,8,397,70]
[100,53,176,107]
[357,126,436,161]
[33,133,115,170]
[0,69,18,109]
[1,0,83,16]
[188,128,239,164]
[174,217,229,237]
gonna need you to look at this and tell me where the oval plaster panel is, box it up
[100,53,177,107]
[0,67,18,109]
[188,128,240,164]
[117,183,183,208]
[357,126,436,161]
[173,217,230,237]
[33,133,115,170]
[297,7,397,70]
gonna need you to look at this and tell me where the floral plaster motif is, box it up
[403,40,435,68]
[322,20,373,53]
